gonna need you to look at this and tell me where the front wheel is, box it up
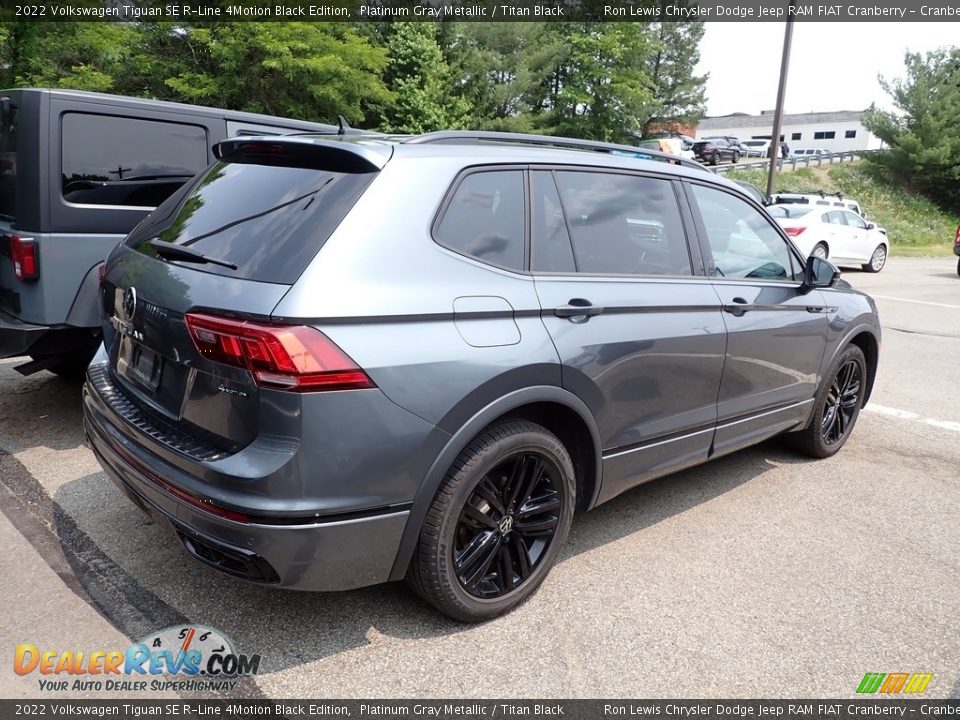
[710,152,719,166]
[862,244,887,273]
[788,345,866,459]
[955,256,959,277]
[407,420,575,622]
[811,243,829,260]
[732,151,740,163]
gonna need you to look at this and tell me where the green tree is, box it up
[160,23,393,125]
[863,48,960,212]
[540,23,655,143]
[376,22,468,133]
[0,22,135,91]
[638,20,707,137]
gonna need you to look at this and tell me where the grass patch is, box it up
[726,163,958,257]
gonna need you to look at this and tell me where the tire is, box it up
[787,345,866,459]
[732,151,740,163]
[407,420,575,623]
[862,244,887,273]
[811,243,828,260]
[955,256,959,277]
[710,152,719,166]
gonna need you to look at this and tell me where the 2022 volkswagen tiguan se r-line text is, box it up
[83,131,881,621]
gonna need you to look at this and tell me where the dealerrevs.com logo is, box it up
[13,625,261,693]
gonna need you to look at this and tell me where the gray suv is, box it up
[83,131,881,621]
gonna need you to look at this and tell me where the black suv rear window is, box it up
[0,101,16,219]
[125,160,375,284]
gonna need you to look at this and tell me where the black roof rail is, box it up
[776,189,846,201]
[403,130,709,171]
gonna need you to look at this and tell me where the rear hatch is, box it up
[97,137,389,456]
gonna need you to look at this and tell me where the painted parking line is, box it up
[864,404,960,434]
[869,295,960,310]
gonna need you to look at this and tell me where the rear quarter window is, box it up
[0,101,17,219]
[434,170,526,271]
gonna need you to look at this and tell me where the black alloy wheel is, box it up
[820,358,862,446]
[408,420,575,622]
[453,452,564,598]
[788,344,866,458]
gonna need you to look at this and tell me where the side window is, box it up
[690,184,799,281]
[61,113,208,208]
[530,171,575,273]
[553,171,692,276]
[826,211,845,225]
[844,211,866,229]
[434,170,525,271]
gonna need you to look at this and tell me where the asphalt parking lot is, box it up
[2,257,958,700]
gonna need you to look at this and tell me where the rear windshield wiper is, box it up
[148,239,238,270]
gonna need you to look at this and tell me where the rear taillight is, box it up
[185,313,375,393]
[783,227,806,237]
[10,235,38,281]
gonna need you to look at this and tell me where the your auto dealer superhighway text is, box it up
[603,704,958,717]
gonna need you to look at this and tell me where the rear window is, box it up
[0,101,16,219]
[125,160,375,284]
[768,206,812,219]
[62,113,208,208]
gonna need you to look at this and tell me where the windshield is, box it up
[125,160,376,284]
[0,101,16,219]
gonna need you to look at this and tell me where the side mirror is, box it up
[801,256,840,293]
[865,222,876,230]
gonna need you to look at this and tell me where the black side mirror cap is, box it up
[800,256,840,294]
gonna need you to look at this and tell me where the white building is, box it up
[696,110,884,153]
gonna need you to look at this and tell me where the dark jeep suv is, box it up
[83,131,881,621]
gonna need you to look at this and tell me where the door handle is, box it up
[555,299,603,319]
[722,297,750,316]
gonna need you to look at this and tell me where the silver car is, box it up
[83,131,881,621]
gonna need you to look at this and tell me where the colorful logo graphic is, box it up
[856,672,933,694]
[13,625,260,679]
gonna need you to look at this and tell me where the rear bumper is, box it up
[0,308,48,358]
[83,385,411,592]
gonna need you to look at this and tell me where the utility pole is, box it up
[766,0,796,200]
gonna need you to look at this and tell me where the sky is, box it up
[696,22,959,117]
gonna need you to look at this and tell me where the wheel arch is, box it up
[387,386,602,582]
[846,328,880,406]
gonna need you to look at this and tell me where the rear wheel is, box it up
[788,345,866,459]
[955,256,959,277]
[407,420,575,622]
[862,244,887,273]
[811,243,828,260]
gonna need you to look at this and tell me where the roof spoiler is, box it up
[214,136,390,173]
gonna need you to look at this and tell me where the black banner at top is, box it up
[3,0,960,22]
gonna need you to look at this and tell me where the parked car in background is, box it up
[692,137,740,165]
[0,88,347,378]
[83,130,880,622]
[767,205,889,272]
[770,192,886,235]
[792,148,827,158]
[635,137,694,161]
[954,225,960,277]
[741,140,769,158]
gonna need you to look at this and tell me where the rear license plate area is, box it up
[117,335,163,392]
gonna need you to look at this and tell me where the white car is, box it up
[791,148,827,157]
[767,205,889,272]
[770,192,887,235]
[741,140,769,157]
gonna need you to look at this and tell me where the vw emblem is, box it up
[123,286,137,321]
[498,515,513,535]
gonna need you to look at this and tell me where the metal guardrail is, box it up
[708,150,864,174]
